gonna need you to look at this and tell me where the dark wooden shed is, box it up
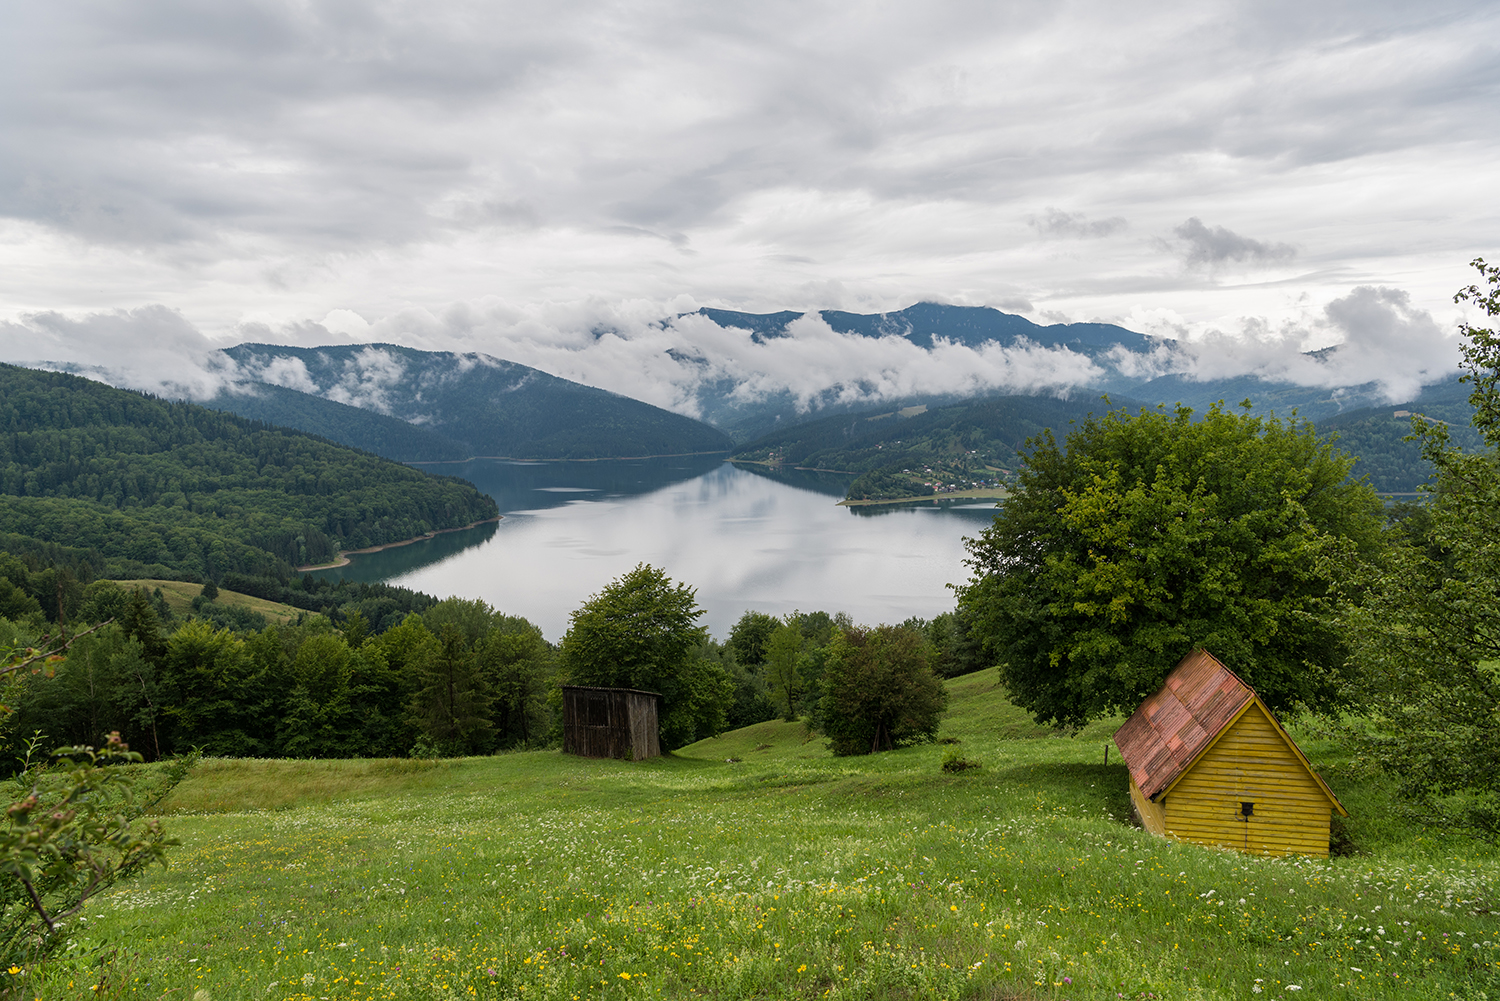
[562,686,663,761]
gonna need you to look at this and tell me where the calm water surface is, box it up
[314,457,1000,640]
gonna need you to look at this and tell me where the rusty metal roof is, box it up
[1113,649,1255,800]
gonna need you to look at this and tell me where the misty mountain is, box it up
[209,343,732,461]
[699,303,1153,354]
[685,303,1462,441]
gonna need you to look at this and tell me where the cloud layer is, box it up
[0,0,1494,348]
[0,282,1461,423]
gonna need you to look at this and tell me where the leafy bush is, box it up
[940,746,980,772]
[0,630,193,990]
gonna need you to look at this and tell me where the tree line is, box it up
[0,564,972,766]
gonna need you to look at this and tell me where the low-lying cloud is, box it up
[0,284,1461,426]
[1109,285,1456,402]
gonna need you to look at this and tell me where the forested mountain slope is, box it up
[1311,389,1485,493]
[207,381,473,462]
[0,365,498,580]
[212,343,733,461]
[735,387,1490,495]
[732,395,1121,481]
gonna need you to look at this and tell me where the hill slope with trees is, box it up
[0,364,498,581]
[732,394,1127,498]
[212,343,733,461]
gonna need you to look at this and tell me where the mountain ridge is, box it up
[209,342,733,462]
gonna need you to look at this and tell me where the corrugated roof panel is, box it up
[1113,649,1255,799]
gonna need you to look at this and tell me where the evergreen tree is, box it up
[408,623,493,756]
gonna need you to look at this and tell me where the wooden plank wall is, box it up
[1130,776,1166,835]
[1163,703,1332,856]
[563,688,661,760]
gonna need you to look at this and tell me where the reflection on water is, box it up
[315,457,1002,640]
[326,521,501,580]
[729,462,852,498]
[418,454,726,513]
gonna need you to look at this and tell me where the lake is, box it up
[312,457,1002,641]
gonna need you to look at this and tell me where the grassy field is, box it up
[112,579,303,625]
[35,673,1499,1000]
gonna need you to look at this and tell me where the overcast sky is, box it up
[1,0,1496,407]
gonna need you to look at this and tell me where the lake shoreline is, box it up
[408,450,733,465]
[727,458,856,475]
[295,516,503,571]
[837,487,1008,507]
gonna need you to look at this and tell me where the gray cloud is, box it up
[1172,218,1296,267]
[0,0,1494,355]
[1030,208,1127,240]
[1125,285,1459,402]
[0,305,242,398]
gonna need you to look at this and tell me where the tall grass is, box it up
[32,673,1499,1000]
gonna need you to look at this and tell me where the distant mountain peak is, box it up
[693,302,1155,353]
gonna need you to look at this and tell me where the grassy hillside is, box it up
[53,675,1498,1000]
[113,578,303,625]
[0,364,498,580]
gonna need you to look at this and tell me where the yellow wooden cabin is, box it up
[1113,649,1347,857]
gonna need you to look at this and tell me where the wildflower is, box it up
[618,972,631,979]
[5,967,18,975]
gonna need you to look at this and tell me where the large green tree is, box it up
[559,564,732,749]
[955,402,1385,727]
[816,624,948,756]
[1343,258,1500,840]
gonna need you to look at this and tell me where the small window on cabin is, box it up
[1240,801,1254,817]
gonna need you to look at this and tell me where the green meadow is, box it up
[41,674,1498,1000]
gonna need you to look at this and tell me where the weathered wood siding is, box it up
[562,687,662,761]
[1163,703,1332,857]
[1130,775,1166,836]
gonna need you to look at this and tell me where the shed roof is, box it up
[1113,649,1346,815]
[1113,649,1259,799]
[561,685,663,699]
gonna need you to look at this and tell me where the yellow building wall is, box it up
[1130,775,1166,835]
[1161,703,1332,857]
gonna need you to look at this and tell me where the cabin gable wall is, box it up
[1162,703,1331,856]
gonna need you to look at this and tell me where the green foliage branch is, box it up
[1343,257,1500,840]
[0,626,194,989]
